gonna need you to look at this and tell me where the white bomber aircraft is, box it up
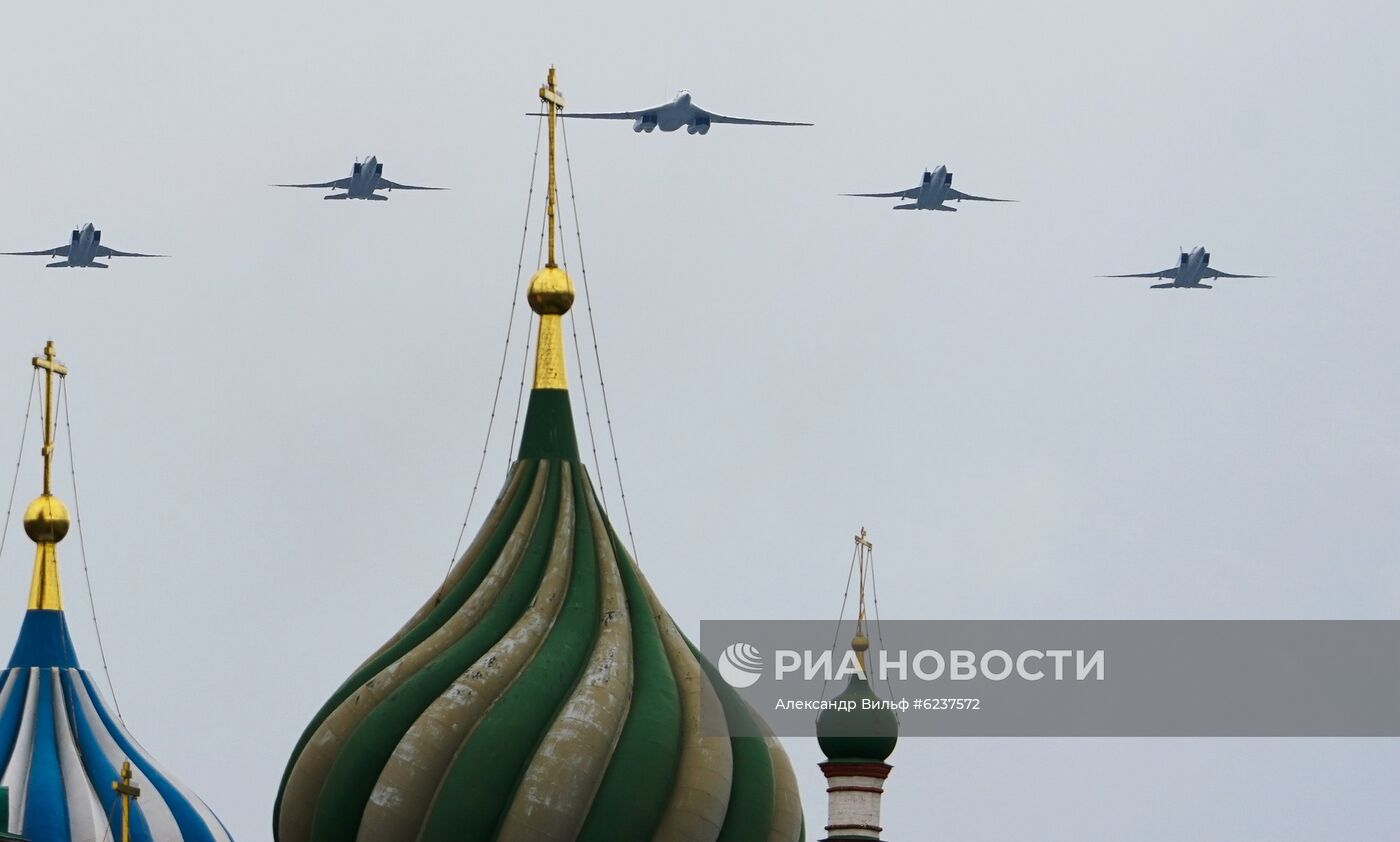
[2,223,165,268]
[843,165,1014,211]
[529,90,811,134]
[274,156,445,200]
[1102,247,1269,289]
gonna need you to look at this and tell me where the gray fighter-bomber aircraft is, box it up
[844,165,1014,211]
[531,90,811,134]
[274,156,445,200]
[2,223,165,268]
[1102,247,1269,289]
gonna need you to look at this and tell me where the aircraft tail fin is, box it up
[45,260,71,268]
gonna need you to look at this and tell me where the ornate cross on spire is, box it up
[31,341,67,497]
[852,527,874,672]
[539,66,565,269]
[23,340,70,611]
[527,67,576,391]
[113,760,141,842]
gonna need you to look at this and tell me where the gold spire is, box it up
[113,760,141,842]
[23,341,69,611]
[852,527,873,673]
[527,66,576,391]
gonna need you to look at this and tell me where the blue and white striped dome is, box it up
[0,608,233,842]
[0,343,233,842]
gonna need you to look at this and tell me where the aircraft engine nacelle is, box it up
[353,162,363,175]
[1180,252,1190,265]
[1202,251,1210,266]
[376,162,383,177]
[686,124,699,134]
[689,117,711,135]
[634,114,658,132]
[92,230,101,246]
[71,230,80,247]
[945,172,953,187]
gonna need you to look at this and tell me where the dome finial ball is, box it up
[527,266,575,316]
[23,494,69,544]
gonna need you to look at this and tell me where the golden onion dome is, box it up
[273,68,803,841]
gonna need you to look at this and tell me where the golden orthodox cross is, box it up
[30,341,67,497]
[538,66,565,267]
[112,760,140,842]
[854,527,873,632]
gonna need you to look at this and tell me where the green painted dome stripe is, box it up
[273,460,539,837]
[517,389,580,461]
[576,528,683,841]
[323,459,539,699]
[691,642,777,842]
[353,461,533,672]
[718,739,775,842]
[717,737,775,841]
[420,464,601,841]
[308,462,566,842]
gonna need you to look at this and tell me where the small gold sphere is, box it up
[851,633,870,653]
[23,495,69,544]
[527,266,575,315]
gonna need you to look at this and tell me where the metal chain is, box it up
[442,115,546,585]
[98,794,118,842]
[0,372,37,564]
[819,540,861,717]
[58,378,123,721]
[867,542,898,712]
[507,217,546,461]
[559,118,640,560]
[554,202,609,507]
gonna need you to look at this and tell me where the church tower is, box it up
[273,68,804,842]
[0,342,232,841]
[815,530,899,841]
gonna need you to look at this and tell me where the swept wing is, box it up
[2,244,70,257]
[273,178,352,189]
[1204,268,1269,279]
[946,188,1015,202]
[527,107,654,120]
[1100,268,1181,279]
[694,106,812,127]
[377,179,446,191]
[96,246,165,258]
[843,185,920,199]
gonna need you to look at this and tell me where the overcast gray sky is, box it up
[1,0,1398,838]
